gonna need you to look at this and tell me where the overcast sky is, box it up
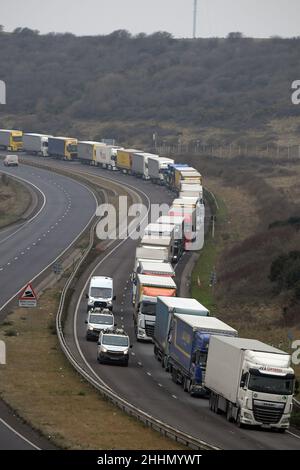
[1,0,299,38]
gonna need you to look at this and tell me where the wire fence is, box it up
[153,143,300,160]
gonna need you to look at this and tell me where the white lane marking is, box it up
[158,383,163,387]
[14,257,18,260]
[0,417,40,450]
[287,430,300,440]
[73,171,150,390]
[0,171,98,321]
[147,372,152,376]
[0,173,47,246]
[172,395,177,399]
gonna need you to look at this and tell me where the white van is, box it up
[86,276,115,311]
[85,308,115,341]
[4,155,18,166]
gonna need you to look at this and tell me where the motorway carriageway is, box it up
[0,162,96,449]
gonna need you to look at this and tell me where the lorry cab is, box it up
[65,138,78,160]
[86,276,114,311]
[85,308,115,341]
[0,130,23,152]
[135,274,177,341]
[205,337,295,431]
[97,329,131,366]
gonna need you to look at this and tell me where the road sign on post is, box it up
[19,283,37,308]
[53,261,63,275]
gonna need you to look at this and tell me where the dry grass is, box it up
[192,161,300,396]
[0,176,31,228]
[0,289,184,450]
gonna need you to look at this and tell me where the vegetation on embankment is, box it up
[0,173,31,229]
[188,153,300,400]
[0,29,300,147]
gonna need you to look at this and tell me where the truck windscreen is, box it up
[248,374,294,395]
[90,287,112,299]
[141,302,156,315]
[12,136,22,142]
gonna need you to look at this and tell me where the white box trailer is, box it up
[179,183,203,199]
[205,336,295,430]
[23,133,52,157]
[134,246,169,272]
[131,152,158,179]
[134,274,177,341]
[140,235,174,263]
[148,156,174,184]
[132,260,175,306]
[78,141,107,165]
[144,223,180,263]
[137,260,175,277]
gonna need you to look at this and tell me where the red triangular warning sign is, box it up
[19,283,37,300]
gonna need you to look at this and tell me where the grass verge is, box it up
[191,189,227,313]
[0,288,185,450]
[0,174,31,228]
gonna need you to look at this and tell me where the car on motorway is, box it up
[4,154,19,166]
[86,276,115,311]
[85,308,115,341]
[97,329,132,366]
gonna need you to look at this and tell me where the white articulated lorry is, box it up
[179,183,203,200]
[134,274,177,341]
[148,156,174,184]
[97,145,122,170]
[143,223,180,262]
[132,260,175,305]
[205,336,295,431]
[140,235,175,264]
[131,152,158,179]
[134,246,169,272]
[23,133,52,157]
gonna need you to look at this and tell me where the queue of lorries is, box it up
[0,128,296,432]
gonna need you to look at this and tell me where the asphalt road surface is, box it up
[0,162,96,449]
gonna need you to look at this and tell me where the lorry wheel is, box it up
[226,404,234,422]
[277,428,286,434]
[171,369,178,384]
[162,355,169,371]
[209,394,214,411]
[236,410,245,428]
[183,377,189,392]
[154,345,158,358]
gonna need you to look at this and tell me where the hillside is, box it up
[1,29,300,147]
